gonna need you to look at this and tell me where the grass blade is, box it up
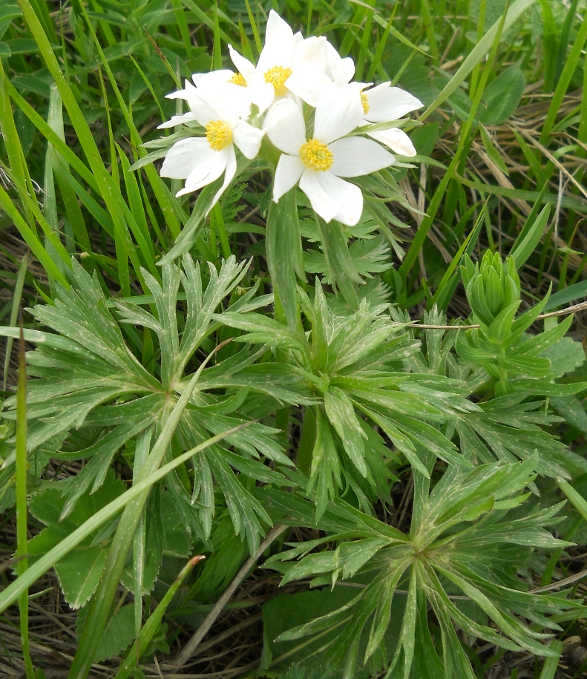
[16,322,34,679]
[558,479,587,525]
[538,640,563,679]
[400,1,513,281]
[3,254,29,389]
[540,11,587,145]
[0,185,69,287]
[511,204,551,269]
[421,0,538,121]
[115,555,206,679]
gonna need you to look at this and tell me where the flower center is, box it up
[361,92,370,115]
[299,139,333,171]
[264,66,292,96]
[205,120,233,151]
[230,72,247,87]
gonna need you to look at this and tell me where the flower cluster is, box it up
[159,11,423,226]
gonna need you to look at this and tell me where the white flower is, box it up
[228,10,331,110]
[189,66,274,115]
[358,82,423,157]
[157,78,251,129]
[324,40,355,88]
[265,87,395,226]
[159,85,264,207]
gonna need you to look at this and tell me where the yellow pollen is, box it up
[299,139,333,172]
[361,92,370,115]
[264,66,292,96]
[205,120,232,151]
[230,72,247,87]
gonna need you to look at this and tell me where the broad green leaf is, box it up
[480,65,526,124]
[540,336,586,378]
[26,470,125,608]
[78,604,136,663]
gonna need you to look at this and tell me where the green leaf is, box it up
[266,188,304,330]
[317,218,362,310]
[158,179,222,265]
[78,604,135,663]
[480,65,526,124]
[260,586,405,678]
[550,396,587,435]
[26,470,125,608]
[511,204,551,269]
[55,547,109,610]
[422,0,538,120]
[479,125,509,175]
[558,478,587,525]
[540,336,586,378]
[544,280,587,310]
[324,387,367,477]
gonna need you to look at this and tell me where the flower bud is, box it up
[462,253,521,327]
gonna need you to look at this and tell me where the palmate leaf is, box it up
[304,236,391,279]
[221,287,483,513]
[1,255,291,554]
[452,395,587,476]
[397,307,587,477]
[263,459,580,679]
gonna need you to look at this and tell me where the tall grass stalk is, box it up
[16,323,34,679]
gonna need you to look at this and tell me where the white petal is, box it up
[160,138,214,179]
[365,83,423,122]
[157,112,198,129]
[166,79,196,101]
[329,137,395,177]
[325,41,355,87]
[333,183,363,225]
[299,170,338,222]
[248,81,275,114]
[285,68,333,107]
[339,57,355,85]
[176,147,229,197]
[273,154,305,201]
[314,85,364,144]
[300,171,363,225]
[257,12,295,72]
[292,36,327,72]
[208,146,237,213]
[200,85,250,125]
[232,119,264,159]
[264,99,306,155]
[192,70,234,88]
[265,10,294,45]
[166,80,202,112]
[185,93,219,127]
[367,128,417,157]
[228,45,256,80]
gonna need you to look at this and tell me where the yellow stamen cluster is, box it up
[299,139,333,171]
[361,92,370,115]
[230,72,247,87]
[206,120,233,151]
[264,66,292,96]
